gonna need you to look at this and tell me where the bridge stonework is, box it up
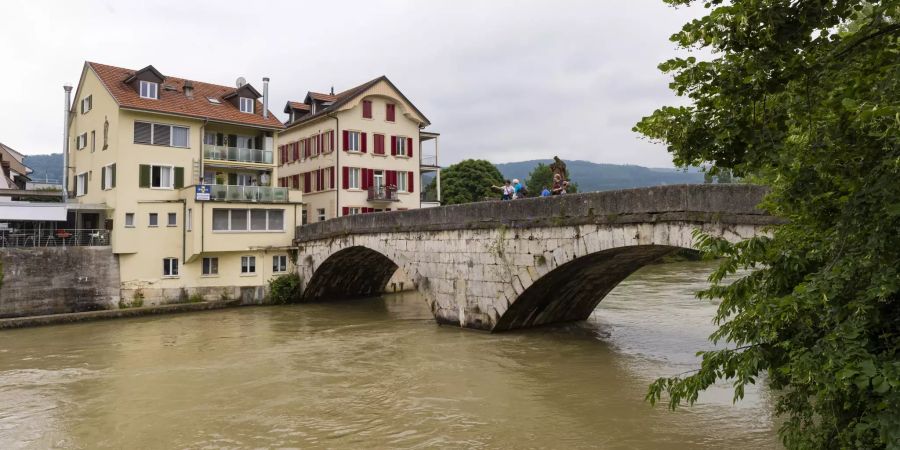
[294,185,780,332]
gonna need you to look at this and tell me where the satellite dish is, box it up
[236,77,246,88]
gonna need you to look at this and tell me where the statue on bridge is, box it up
[549,156,570,195]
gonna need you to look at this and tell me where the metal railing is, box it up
[368,185,399,202]
[203,144,273,164]
[209,185,289,203]
[420,154,438,167]
[0,228,110,247]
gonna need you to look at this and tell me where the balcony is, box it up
[209,185,290,203]
[0,228,110,247]
[368,185,399,202]
[203,144,273,165]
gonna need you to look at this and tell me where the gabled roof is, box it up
[85,62,284,129]
[306,91,337,103]
[0,142,31,178]
[222,83,262,100]
[284,101,310,114]
[285,75,431,129]
[123,65,164,84]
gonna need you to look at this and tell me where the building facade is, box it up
[277,76,440,223]
[66,62,302,304]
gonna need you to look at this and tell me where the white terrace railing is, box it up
[208,185,290,203]
[203,144,273,164]
[0,228,110,247]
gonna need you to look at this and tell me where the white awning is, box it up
[0,202,68,221]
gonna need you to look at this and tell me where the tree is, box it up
[634,1,900,448]
[432,159,504,205]
[526,163,578,194]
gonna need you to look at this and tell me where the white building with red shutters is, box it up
[277,76,440,223]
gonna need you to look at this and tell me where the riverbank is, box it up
[0,299,241,330]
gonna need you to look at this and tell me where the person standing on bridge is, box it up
[492,180,514,200]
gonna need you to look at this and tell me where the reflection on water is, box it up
[0,261,778,449]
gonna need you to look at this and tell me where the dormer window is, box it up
[239,97,254,114]
[140,80,158,99]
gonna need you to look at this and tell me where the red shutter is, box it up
[363,100,372,118]
[291,142,297,161]
[342,207,349,216]
[368,169,375,190]
[319,169,324,191]
[391,136,397,156]
[408,171,414,193]
[386,104,395,121]
[342,130,349,151]
[407,138,413,157]
[377,134,384,154]
[302,173,309,193]
[361,133,367,153]
[361,168,369,190]
[342,166,349,189]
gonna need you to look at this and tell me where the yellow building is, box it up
[66,62,302,304]
[277,76,440,223]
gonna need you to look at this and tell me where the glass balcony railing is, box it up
[203,144,273,164]
[209,185,289,203]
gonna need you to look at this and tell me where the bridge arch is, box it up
[302,245,400,301]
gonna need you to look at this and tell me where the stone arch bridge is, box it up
[294,185,778,332]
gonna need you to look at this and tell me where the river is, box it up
[0,261,778,449]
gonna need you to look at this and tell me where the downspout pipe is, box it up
[63,85,72,201]
[329,113,339,217]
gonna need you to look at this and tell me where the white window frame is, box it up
[81,95,92,114]
[76,133,87,150]
[202,257,218,276]
[103,164,115,190]
[125,212,135,228]
[348,207,361,216]
[395,136,407,156]
[310,134,318,156]
[241,256,256,274]
[148,213,159,227]
[348,168,361,189]
[134,121,190,148]
[186,208,192,232]
[163,257,179,277]
[140,80,158,99]
[75,172,87,196]
[317,208,326,222]
[211,209,285,233]
[150,165,175,190]
[239,97,254,114]
[348,131,360,152]
[396,171,408,193]
[273,255,288,273]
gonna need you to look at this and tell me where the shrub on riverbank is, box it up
[268,273,302,304]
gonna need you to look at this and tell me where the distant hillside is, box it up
[22,153,63,183]
[495,159,704,192]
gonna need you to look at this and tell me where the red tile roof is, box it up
[86,62,284,129]
[307,92,337,102]
[287,101,310,111]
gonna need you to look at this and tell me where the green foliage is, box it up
[268,273,302,305]
[432,159,504,204]
[636,1,900,448]
[187,293,204,303]
[525,163,578,194]
[119,289,145,309]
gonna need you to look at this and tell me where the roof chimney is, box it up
[262,77,270,119]
[330,86,334,95]
[183,80,194,98]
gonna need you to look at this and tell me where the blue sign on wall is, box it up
[195,185,211,201]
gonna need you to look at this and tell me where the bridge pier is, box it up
[294,185,780,332]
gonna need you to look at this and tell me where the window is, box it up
[241,256,256,274]
[348,167,360,189]
[273,255,288,273]
[317,208,326,222]
[348,207,361,215]
[202,257,218,276]
[207,97,221,104]
[362,100,372,119]
[212,209,285,231]
[163,257,179,277]
[125,213,135,227]
[75,172,88,196]
[395,136,407,156]
[397,170,408,192]
[90,130,96,152]
[102,164,116,190]
[347,131,360,152]
[81,95,92,114]
[140,80,158,99]
[186,209,192,231]
[75,132,88,150]
[301,208,308,225]
[386,103,395,122]
[133,121,189,148]
[239,97,254,113]
[149,213,159,227]
[374,134,385,154]
[151,165,174,189]
[167,212,177,227]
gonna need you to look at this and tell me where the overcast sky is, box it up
[0,0,702,167]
